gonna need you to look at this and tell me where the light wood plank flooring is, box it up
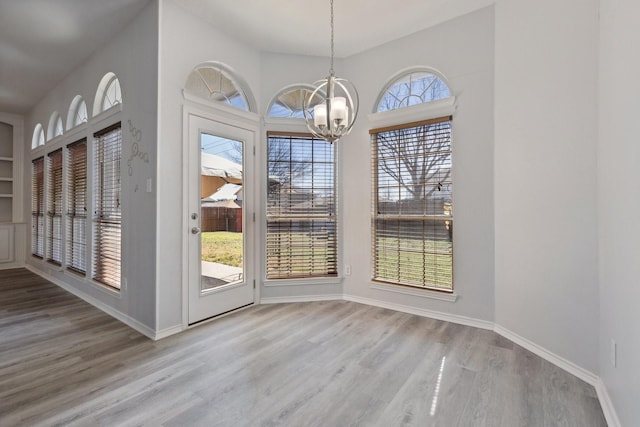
[0,268,607,426]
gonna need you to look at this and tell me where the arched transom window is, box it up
[67,95,88,130]
[47,112,63,141]
[32,124,45,149]
[376,70,451,113]
[185,64,250,111]
[94,72,122,116]
[267,86,322,119]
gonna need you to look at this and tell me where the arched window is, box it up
[370,67,454,292]
[66,95,88,130]
[93,72,122,116]
[184,62,254,112]
[32,124,45,149]
[375,69,451,113]
[267,85,321,118]
[47,112,64,141]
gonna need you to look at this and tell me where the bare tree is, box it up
[376,76,451,201]
[376,122,451,202]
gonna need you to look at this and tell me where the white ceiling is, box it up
[0,0,489,115]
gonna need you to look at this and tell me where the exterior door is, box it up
[187,114,254,324]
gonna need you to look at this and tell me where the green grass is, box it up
[201,232,243,267]
[201,231,451,289]
[375,237,453,289]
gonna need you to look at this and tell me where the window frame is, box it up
[46,148,63,265]
[371,116,454,292]
[66,138,88,275]
[92,122,122,290]
[264,131,339,283]
[369,69,457,296]
[31,157,45,258]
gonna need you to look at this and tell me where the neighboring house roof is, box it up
[203,183,242,202]
[201,152,242,183]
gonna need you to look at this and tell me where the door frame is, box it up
[181,102,261,328]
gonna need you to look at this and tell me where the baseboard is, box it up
[0,261,25,270]
[343,293,494,331]
[260,293,343,304]
[594,377,621,427]
[154,324,184,340]
[26,265,157,340]
[494,324,599,386]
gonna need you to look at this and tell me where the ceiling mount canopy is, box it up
[303,0,359,144]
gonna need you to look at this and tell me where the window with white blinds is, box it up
[31,157,45,258]
[93,124,121,289]
[266,133,337,279]
[66,139,87,274]
[46,149,63,265]
[371,116,453,291]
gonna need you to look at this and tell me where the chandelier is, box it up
[304,0,359,143]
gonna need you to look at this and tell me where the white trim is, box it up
[370,281,458,302]
[0,223,14,263]
[25,265,155,339]
[264,277,342,287]
[493,324,599,385]
[154,324,184,340]
[367,96,456,129]
[182,91,260,123]
[263,116,310,132]
[343,293,493,330]
[260,294,343,304]
[594,377,622,427]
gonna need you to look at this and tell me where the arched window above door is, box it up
[184,62,255,112]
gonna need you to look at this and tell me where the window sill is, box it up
[264,276,342,287]
[370,281,458,302]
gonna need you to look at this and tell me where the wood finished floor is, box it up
[0,268,607,427]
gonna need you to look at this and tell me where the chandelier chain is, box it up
[330,0,334,75]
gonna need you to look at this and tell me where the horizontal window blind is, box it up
[371,117,453,291]
[31,157,45,258]
[93,124,121,289]
[66,139,87,274]
[266,133,337,279]
[46,149,63,265]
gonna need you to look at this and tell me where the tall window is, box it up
[66,139,87,274]
[371,117,453,291]
[266,133,337,279]
[31,157,45,257]
[46,149,63,265]
[93,124,122,289]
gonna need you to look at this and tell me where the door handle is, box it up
[191,227,201,234]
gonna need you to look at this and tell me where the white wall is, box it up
[23,1,159,332]
[341,7,495,322]
[598,0,640,424]
[157,0,262,330]
[494,0,599,372]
